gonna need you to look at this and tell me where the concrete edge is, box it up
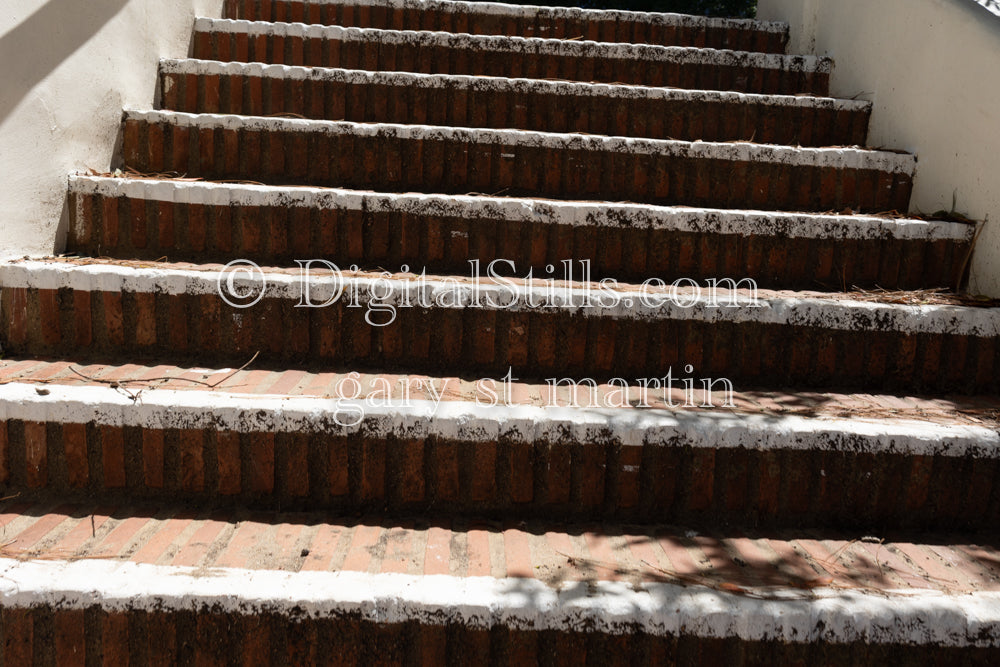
[122,109,917,174]
[250,0,789,34]
[159,57,869,111]
[4,259,999,335]
[192,17,828,71]
[0,557,997,646]
[68,175,966,241]
[0,382,997,458]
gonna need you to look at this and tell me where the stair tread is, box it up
[125,109,915,177]
[1,501,997,595]
[3,357,998,431]
[225,0,789,34]
[159,57,870,146]
[71,174,961,241]
[161,56,863,110]
[6,256,997,332]
[193,17,824,70]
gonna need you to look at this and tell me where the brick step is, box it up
[191,18,830,95]
[159,58,870,147]
[2,259,998,393]
[0,503,998,663]
[122,110,914,214]
[223,0,790,53]
[0,366,999,527]
[68,176,971,290]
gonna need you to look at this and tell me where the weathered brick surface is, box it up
[222,0,791,53]
[160,64,869,147]
[0,605,996,665]
[0,417,998,530]
[67,190,965,290]
[0,0,993,657]
[121,115,912,214]
[2,281,993,393]
[191,25,827,95]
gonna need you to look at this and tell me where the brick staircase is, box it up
[1,0,1000,663]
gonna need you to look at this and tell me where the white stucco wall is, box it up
[757,0,1000,297]
[0,0,224,260]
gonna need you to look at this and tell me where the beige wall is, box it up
[0,0,224,260]
[757,0,1000,297]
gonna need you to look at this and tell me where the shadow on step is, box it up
[1,501,998,597]
[0,0,129,127]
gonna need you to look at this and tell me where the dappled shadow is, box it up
[0,0,130,128]
[2,501,998,598]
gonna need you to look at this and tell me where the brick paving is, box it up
[2,357,997,428]
[2,502,998,595]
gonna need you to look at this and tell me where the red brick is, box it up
[167,294,189,353]
[576,443,606,510]
[422,526,452,576]
[617,445,643,510]
[5,287,29,347]
[71,290,94,348]
[215,431,241,496]
[433,440,461,502]
[395,438,426,505]
[757,450,781,517]
[282,433,310,499]
[469,440,498,504]
[24,421,48,488]
[0,422,8,484]
[544,443,572,505]
[3,608,34,665]
[172,518,227,567]
[360,437,387,502]
[507,439,534,504]
[142,429,165,489]
[179,429,205,493]
[101,612,130,667]
[54,609,87,667]
[248,432,275,494]
[148,121,166,172]
[503,527,534,578]
[39,288,61,347]
[63,423,89,489]
[197,125,216,176]
[134,292,157,348]
[101,425,126,489]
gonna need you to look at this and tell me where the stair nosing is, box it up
[160,56,870,111]
[1,554,996,646]
[4,259,997,337]
[239,0,789,34]
[193,17,829,71]
[69,174,968,242]
[0,380,996,458]
[124,108,916,174]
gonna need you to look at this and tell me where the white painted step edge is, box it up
[244,0,788,35]
[69,175,967,242]
[0,557,997,646]
[124,109,916,174]
[193,18,827,72]
[0,382,997,458]
[2,260,1000,336]
[160,57,869,112]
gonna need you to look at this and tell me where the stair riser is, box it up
[160,65,869,146]
[2,285,996,393]
[1,417,997,529]
[191,25,828,95]
[122,117,913,213]
[68,190,967,290]
[222,0,790,53]
[4,602,994,665]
